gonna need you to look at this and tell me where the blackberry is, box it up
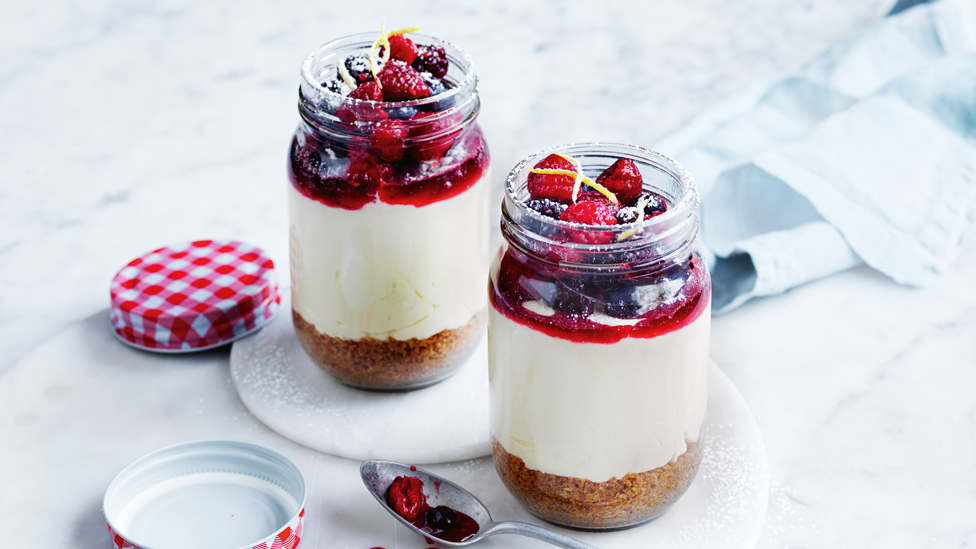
[637,191,667,216]
[412,44,448,78]
[321,78,347,95]
[615,206,640,224]
[341,55,373,85]
[525,198,568,220]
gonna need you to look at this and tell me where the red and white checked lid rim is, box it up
[109,239,280,352]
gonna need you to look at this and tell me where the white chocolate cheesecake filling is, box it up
[489,304,710,483]
[289,171,490,341]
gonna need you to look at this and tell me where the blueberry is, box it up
[637,191,667,216]
[341,55,374,85]
[602,283,663,318]
[387,105,419,120]
[421,72,449,96]
[426,506,459,530]
[548,281,596,316]
[615,206,640,224]
[418,72,458,111]
[525,198,568,220]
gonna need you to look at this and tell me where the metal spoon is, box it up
[361,459,599,549]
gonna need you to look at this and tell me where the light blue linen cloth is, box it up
[656,0,976,313]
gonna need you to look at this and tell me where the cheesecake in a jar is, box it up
[488,143,710,528]
[289,27,490,390]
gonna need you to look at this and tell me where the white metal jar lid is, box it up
[103,440,306,549]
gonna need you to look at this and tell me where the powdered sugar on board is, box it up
[229,294,491,463]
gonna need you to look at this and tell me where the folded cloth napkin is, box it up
[656,0,976,313]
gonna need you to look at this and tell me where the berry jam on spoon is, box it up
[361,460,598,548]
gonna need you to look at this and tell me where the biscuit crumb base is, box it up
[492,437,701,529]
[293,309,484,390]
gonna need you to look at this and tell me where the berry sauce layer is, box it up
[490,249,709,345]
[289,125,488,210]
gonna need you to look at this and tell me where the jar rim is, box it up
[300,32,478,110]
[503,142,699,253]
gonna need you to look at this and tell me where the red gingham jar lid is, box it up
[110,240,281,353]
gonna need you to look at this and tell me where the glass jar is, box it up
[488,143,710,529]
[288,33,490,390]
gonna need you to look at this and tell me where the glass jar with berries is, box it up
[488,143,710,528]
[289,25,490,390]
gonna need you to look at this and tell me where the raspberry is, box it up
[595,158,643,205]
[525,198,568,219]
[495,250,532,294]
[348,81,383,101]
[387,476,428,524]
[527,154,577,202]
[388,34,419,64]
[371,120,408,161]
[378,59,430,102]
[336,101,388,123]
[408,111,461,161]
[412,44,449,78]
[341,55,374,85]
[336,82,388,123]
[345,156,393,190]
[560,199,619,226]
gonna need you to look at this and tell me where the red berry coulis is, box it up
[386,476,480,543]
[490,251,709,344]
[289,125,488,210]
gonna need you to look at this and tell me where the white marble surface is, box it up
[7,0,976,547]
[0,312,768,547]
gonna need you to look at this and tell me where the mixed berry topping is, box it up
[522,153,669,243]
[386,476,480,543]
[321,25,452,105]
[293,24,488,210]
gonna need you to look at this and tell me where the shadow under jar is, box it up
[488,143,710,529]
[288,33,490,390]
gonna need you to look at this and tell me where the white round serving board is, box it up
[0,310,768,548]
[229,296,491,464]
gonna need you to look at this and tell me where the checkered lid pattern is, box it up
[110,240,280,352]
